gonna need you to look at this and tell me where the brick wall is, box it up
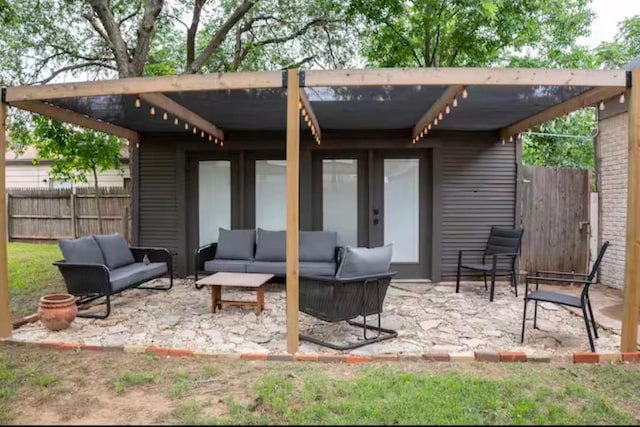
[597,112,628,288]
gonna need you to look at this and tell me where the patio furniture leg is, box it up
[456,252,462,294]
[512,274,518,297]
[210,285,221,313]
[521,299,528,343]
[489,267,497,302]
[533,300,539,329]
[582,305,596,352]
[483,272,488,291]
[587,298,598,339]
[76,294,111,319]
[138,274,173,291]
[256,285,265,315]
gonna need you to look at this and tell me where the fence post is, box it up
[70,191,77,238]
[5,192,9,242]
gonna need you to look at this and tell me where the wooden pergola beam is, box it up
[10,101,141,143]
[0,101,10,339]
[5,71,283,102]
[412,85,464,139]
[286,69,300,354]
[305,68,627,88]
[621,68,640,352]
[299,89,321,142]
[499,86,624,140]
[139,93,224,141]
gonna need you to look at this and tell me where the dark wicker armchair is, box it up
[298,245,398,351]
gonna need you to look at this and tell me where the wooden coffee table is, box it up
[194,272,274,315]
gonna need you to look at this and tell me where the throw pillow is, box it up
[215,228,256,260]
[255,228,286,261]
[299,230,337,262]
[58,236,105,265]
[336,244,393,279]
[93,233,136,270]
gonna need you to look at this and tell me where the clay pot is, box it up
[37,293,78,331]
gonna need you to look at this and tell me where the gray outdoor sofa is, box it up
[195,228,340,282]
[54,233,173,318]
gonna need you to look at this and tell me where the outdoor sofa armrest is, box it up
[130,247,172,265]
[457,249,487,264]
[194,243,217,282]
[52,260,111,296]
[301,271,398,284]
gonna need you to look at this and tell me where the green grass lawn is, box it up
[1,345,639,425]
[8,242,65,321]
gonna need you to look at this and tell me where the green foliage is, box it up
[522,108,596,171]
[29,115,124,185]
[348,0,594,67]
[596,15,640,68]
[115,371,158,393]
[8,242,65,320]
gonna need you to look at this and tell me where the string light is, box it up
[201,131,205,138]
[208,135,212,142]
[599,100,605,111]
[135,97,141,108]
[509,135,514,143]
[220,141,224,147]
[215,138,218,144]
[184,123,189,131]
[192,127,197,134]
[428,123,432,130]
[501,139,505,145]
[445,105,451,114]
[434,118,438,125]
[136,142,140,148]
[162,112,168,120]
[48,118,52,126]
[462,88,468,99]
[452,97,458,107]
[174,117,179,125]
[438,112,443,120]
[150,106,156,116]
[420,131,424,138]
[619,93,625,103]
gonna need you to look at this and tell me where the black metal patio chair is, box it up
[455,227,524,302]
[520,241,609,352]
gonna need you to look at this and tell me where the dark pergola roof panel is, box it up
[45,85,592,134]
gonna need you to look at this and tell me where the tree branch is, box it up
[118,5,142,27]
[82,10,114,50]
[184,0,254,74]
[87,0,133,76]
[251,18,333,49]
[187,0,207,68]
[131,0,164,76]
[34,62,118,84]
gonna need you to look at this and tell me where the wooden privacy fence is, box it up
[7,187,131,242]
[520,165,591,276]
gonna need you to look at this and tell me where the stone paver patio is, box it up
[11,278,620,355]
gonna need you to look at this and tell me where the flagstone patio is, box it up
[10,278,621,355]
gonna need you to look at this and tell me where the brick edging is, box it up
[2,340,639,364]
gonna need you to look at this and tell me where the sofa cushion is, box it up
[216,228,255,260]
[299,231,337,262]
[255,228,286,261]
[336,245,393,279]
[246,261,286,276]
[203,259,248,273]
[93,233,135,270]
[300,261,336,276]
[109,262,168,292]
[58,236,105,265]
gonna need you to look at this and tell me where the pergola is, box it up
[0,67,637,353]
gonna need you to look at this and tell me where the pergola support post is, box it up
[285,69,300,354]
[622,69,640,352]
[0,98,11,338]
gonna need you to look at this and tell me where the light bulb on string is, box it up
[184,123,189,131]
[135,97,141,108]
[599,100,605,111]
[438,112,443,120]
[462,88,468,99]
[192,127,197,134]
[162,112,168,120]
[150,106,156,116]
[174,117,179,125]
[452,97,458,107]
[619,93,625,103]
[445,105,450,114]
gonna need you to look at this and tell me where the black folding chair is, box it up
[520,241,609,352]
[456,227,524,302]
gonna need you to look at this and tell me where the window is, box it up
[255,160,287,230]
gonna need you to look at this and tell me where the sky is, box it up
[580,0,640,47]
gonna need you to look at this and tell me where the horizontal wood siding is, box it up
[139,141,178,268]
[440,140,516,275]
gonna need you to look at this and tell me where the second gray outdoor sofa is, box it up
[195,228,340,281]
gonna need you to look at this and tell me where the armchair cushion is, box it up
[94,233,135,270]
[58,236,105,265]
[204,259,248,273]
[108,262,168,291]
[255,228,286,261]
[300,231,337,262]
[336,244,393,279]
[216,228,255,260]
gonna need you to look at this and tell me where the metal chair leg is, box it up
[521,299,528,344]
[456,264,461,293]
[489,269,497,302]
[587,298,599,339]
[582,305,596,352]
[76,295,111,319]
[533,300,539,329]
[483,273,488,291]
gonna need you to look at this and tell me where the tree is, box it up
[596,15,640,68]
[347,0,594,68]
[28,116,125,234]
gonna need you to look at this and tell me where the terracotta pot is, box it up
[37,293,78,331]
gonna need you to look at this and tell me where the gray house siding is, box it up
[136,131,517,279]
[440,140,517,276]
